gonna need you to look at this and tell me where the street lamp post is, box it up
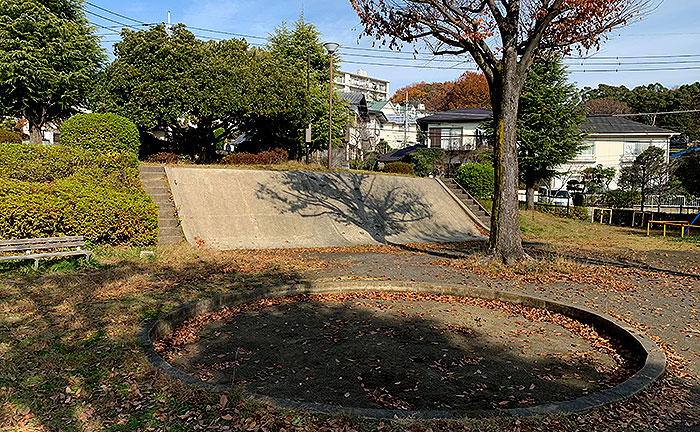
[323,42,339,170]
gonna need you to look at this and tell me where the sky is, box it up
[91,0,700,96]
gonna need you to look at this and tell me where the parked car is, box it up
[550,190,570,206]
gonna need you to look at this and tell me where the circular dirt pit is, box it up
[152,288,651,415]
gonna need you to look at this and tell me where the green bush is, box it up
[383,161,414,175]
[410,148,445,177]
[61,113,140,154]
[603,190,642,209]
[0,129,21,144]
[0,178,157,246]
[456,162,494,199]
[0,143,156,246]
[0,143,140,189]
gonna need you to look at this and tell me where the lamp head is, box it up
[323,42,340,54]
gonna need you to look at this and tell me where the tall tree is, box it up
[674,150,700,197]
[350,0,651,264]
[517,58,585,210]
[391,72,490,111]
[619,146,667,213]
[0,0,104,144]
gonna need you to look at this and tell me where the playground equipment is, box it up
[590,207,613,224]
[647,215,700,238]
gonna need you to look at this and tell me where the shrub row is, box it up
[61,113,140,154]
[383,161,414,175]
[0,178,158,246]
[0,143,140,189]
[534,202,589,221]
[146,152,193,164]
[221,148,288,165]
[0,130,22,144]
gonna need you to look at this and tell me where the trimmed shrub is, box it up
[0,143,157,246]
[456,162,494,199]
[383,161,414,175]
[221,148,288,165]
[0,143,140,189]
[61,113,140,154]
[410,148,445,177]
[603,190,641,209]
[0,130,22,144]
[0,178,157,246]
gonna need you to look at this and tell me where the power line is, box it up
[84,1,143,24]
[85,10,144,30]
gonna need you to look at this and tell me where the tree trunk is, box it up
[526,181,536,211]
[488,60,527,265]
[28,118,43,145]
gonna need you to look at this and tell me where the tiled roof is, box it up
[417,108,493,125]
[342,92,367,106]
[378,144,425,163]
[583,115,678,135]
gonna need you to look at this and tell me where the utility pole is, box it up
[404,90,408,148]
[305,50,312,163]
[323,42,340,170]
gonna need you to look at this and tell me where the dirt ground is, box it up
[162,293,629,412]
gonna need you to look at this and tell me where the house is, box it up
[368,100,424,150]
[553,115,680,190]
[417,108,492,150]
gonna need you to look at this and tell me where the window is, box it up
[623,141,651,159]
[428,128,465,149]
[577,143,595,158]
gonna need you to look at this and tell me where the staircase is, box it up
[444,180,492,231]
[139,165,185,246]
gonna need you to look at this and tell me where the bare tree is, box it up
[350,0,653,264]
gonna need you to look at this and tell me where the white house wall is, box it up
[553,136,671,191]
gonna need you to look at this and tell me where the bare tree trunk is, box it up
[488,61,527,265]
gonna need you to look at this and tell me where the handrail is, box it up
[451,179,491,217]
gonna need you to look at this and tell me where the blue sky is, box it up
[91,0,700,96]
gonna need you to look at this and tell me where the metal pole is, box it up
[306,50,311,164]
[328,52,334,170]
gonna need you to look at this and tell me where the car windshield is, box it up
[553,191,569,198]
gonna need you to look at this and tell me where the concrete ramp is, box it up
[166,167,486,250]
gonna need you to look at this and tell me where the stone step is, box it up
[158,235,183,246]
[159,226,184,237]
[141,179,169,188]
[158,218,180,228]
[139,165,166,174]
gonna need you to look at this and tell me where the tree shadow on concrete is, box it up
[255,171,471,244]
[175,296,635,413]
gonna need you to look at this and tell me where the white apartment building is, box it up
[335,69,390,102]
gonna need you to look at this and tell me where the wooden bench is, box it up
[0,236,92,269]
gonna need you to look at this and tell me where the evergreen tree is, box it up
[0,0,104,144]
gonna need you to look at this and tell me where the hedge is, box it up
[0,143,157,246]
[0,130,22,144]
[61,113,140,154]
[221,148,288,165]
[0,143,140,189]
[534,202,589,221]
[456,162,494,199]
[0,178,158,246]
[411,148,445,177]
[383,161,414,175]
[603,190,642,209]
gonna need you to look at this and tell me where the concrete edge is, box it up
[164,166,191,246]
[435,178,491,234]
[140,280,666,420]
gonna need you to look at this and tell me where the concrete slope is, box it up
[166,167,486,250]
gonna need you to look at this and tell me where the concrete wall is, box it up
[166,167,485,250]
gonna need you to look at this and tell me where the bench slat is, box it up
[0,241,86,253]
[0,236,84,247]
[0,250,91,263]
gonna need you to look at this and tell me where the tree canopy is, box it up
[390,72,490,111]
[516,58,585,210]
[350,0,652,264]
[619,146,668,212]
[582,82,700,143]
[0,0,104,144]
[674,150,700,197]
